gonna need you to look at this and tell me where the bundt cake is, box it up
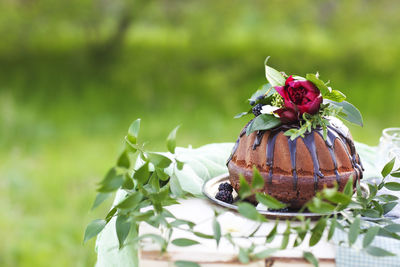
[227,58,364,209]
[227,119,363,209]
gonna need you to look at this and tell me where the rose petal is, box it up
[285,75,294,86]
[298,95,322,115]
[275,107,298,123]
[299,80,320,94]
[274,86,286,98]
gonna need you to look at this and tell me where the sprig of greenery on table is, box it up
[85,120,400,267]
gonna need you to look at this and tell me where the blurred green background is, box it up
[1,0,399,266]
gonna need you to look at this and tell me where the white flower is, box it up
[261,105,279,115]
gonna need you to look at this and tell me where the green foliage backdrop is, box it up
[0,0,399,266]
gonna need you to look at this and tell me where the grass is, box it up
[1,34,400,266]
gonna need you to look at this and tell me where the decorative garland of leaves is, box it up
[85,120,400,267]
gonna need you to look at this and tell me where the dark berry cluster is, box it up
[252,103,263,117]
[250,95,265,106]
[215,182,234,204]
[268,207,290,212]
[218,182,233,192]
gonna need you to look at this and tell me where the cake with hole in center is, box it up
[227,58,364,209]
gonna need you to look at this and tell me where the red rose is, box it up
[274,76,322,122]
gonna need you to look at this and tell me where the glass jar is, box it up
[378,128,400,168]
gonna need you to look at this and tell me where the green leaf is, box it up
[327,218,337,241]
[238,175,252,199]
[117,150,130,168]
[156,168,170,181]
[170,219,194,228]
[234,111,250,119]
[132,210,154,222]
[105,207,117,222]
[281,220,291,249]
[238,247,250,264]
[324,100,363,127]
[384,224,400,233]
[251,166,264,190]
[148,172,160,191]
[213,217,221,246]
[305,73,330,95]
[363,226,380,248]
[254,248,278,259]
[249,83,274,102]
[264,56,286,87]
[383,202,397,214]
[167,125,180,154]
[238,202,265,222]
[121,173,134,190]
[256,193,286,210]
[365,246,396,257]
[98,168,124,192]
[361,209,381,218]
[176,159,184,171]
[382,158,396,177]
[309,218,327,246]
[322,188,351,205]
[266,220,278,243]
[84,219,106,243]
[148,152,172,168]
[306,198,336,214]
[384,182,400,191]
[135,234,166,249]
[133,162,149,184]
[91,192,111,210]
[127,119,141,144]
[246,114,281,135]
[116,215,131,249]
[193,232,214,239]
[293,224,308,247]
[174,261,200,267]
[303,251,319,267]
[375,194,399,202]
[348,217,361,246]
[368,184,378,200]
[324,90,346,102]
[343,176,354,197]
[170,175,184,197]
[391,171,400,178]
[378,228,400,240]
[172,238,200,247]
[116,191,143,210]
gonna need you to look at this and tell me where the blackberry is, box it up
[249,100,256,106]
[218,182,233,193]
[268,207,290,212]
[215,190,233,204]
[256,95,265,101]
[252,103,263,117]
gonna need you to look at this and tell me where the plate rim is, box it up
[202,173,325,219]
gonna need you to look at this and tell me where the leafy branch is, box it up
[85,119,400,267]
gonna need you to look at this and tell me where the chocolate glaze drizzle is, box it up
[227,120,364,192]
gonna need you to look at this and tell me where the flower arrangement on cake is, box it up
[85,58,400,267]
